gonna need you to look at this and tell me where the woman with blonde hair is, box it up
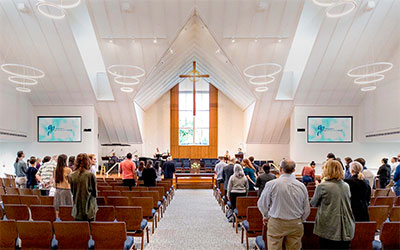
[344,161,371,221]
[227,164,249,209]
[242,158,257,190]
[310,160,355,249]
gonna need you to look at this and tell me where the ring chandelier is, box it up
[1,63,45,93]
[243,63,282,93]
[36,0,81,20]
[107,64,145,93]
[347,62,393,91]
[313,0,357,18]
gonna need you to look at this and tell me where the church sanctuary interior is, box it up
[1,0,400,249]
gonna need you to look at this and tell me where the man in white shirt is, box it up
[391,157,399,177]
[214,156,227,187]
[258,160,310,250]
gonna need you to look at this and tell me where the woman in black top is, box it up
[344,161,371,221]
[142,160,157,187]
[377,158,391,188]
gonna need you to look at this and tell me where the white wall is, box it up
[290,105,400,174]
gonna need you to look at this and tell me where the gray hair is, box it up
[234,164,244,178]
[281,160,296,174]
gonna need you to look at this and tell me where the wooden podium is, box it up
[175,173,215,189]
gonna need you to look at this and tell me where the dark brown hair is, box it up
[55,154,68,183]
[75,153,90,174]
[138,161,145,171]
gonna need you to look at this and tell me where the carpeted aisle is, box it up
[143,189,245,250]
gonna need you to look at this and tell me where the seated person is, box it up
[302,161,316,185]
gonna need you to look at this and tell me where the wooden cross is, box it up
[179,61,209,116]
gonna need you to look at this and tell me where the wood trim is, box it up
[170,83,218,158]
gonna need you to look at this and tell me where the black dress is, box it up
[344,175,371,221]
[142,167,157,187]
[377,164,391,188]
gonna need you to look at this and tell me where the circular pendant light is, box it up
[312,0,334,7]
[16,87,31,93]
[347,62,393,78]
[361,86,376,92]
[8,76,38,85]
[243,63,282,78]
[36,2,66,20]
[38,0,81,9]
[353,74,384,85]
[107,65,145,78]
[1,63,45,78]
[114,76,140,85]
[326,1,357,18]
[255,86,269,92]
[120,87,134,93]
[249,75,275,85]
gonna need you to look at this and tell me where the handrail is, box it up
[105,163,120,178]
[270,163,280,172]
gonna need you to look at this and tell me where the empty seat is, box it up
[18,189,32,195]
[1,195,20,205]
[95,206,115,221]
[17,221,56,249]
[389,206,400,222]
[306,207,318,221]
[369,205,391,230]
[0,220,18,249]
[374,189,390,197]
[102,190,121,197]
[98,185,113,191]
[121,191,142,198]
[379,222,400,250]
[374,196,396,209]
[90,221,134,250]
[241,206,263,250]
[32,189,41,196]
[19,195,40,206]
[30,205,57,221]
[5,187,19,195]
[4,204,29,220]
[97,196,106,206]
[58,206,74,221]
[234,197,258,234]
[107,196,130,206]
[39,196,54,205]
[130,197,157,233]
[114,186,130,191]
[350,222,376,249]
[53,221,91,249]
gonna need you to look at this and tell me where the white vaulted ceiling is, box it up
[0,0,399,144]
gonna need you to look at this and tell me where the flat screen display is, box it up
[38,116,82,142]
[307,116,352,143]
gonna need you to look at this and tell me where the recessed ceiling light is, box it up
[36,2,66,20]
[16,87,31,93]
[255,86,268,92]
[231,38,235,43]
[215,49,220,54]
[278,39,282,43]
[108,39,113,43]
[169,48,174,54]
[361,86,376,92]
[254,38,258,43]
[153,38,157,44]
[120,87,134,93]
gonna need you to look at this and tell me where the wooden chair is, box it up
[3,204,29,220]
[90,221,134,250]
[233,197,258,233]
[308,190,315,198]
[5,187,19,195]
[2,178,13,188]
[374,196,396,209]
[389,206,400,222]
[114,186,130,192]
[255,223,267,250]
[350,222,377,249]
[39,196,54,205]
[395,197,400,206]
[241,206,263,250]
[369,205,391,230]
[131,187,148,191]
[121,191,142,198]
[0,220,18,249]
[248,191,258,197]
[95,206,115,221]
[302,222,320,249]
[98,185,113,191]
[102,190,121,197]
[53,221,91,249]
[1,194,20,205]
[17,221,55,250]
[107,196,130,206]
[59,206,74,221]
[306,207,318,221]
[18,188,32,195]
[0,206,3,220]
[97,196,106,206]
[32,189,41,196]
[130,197,157,234]
[30,205,57,221]
[380,222,400,250]
[141,191,162,220]
[374,189,390,197]
[115,206,149,250]
[19,195,40,206]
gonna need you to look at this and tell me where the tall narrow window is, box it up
[178,78,209,145]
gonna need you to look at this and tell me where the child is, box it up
[26,156,38,189]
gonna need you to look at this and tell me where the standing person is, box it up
[227,164,249,209]
[14,151,27,188]
[248,156,260,174]
[255,163,276,196]
[26,157,38,189]
[224,150,231,160]
[214,156,227,187]
[154,161,162,181]
[258,160,310,250]
[142,160,157,187]
[377,158,391,189]
[301,161,316,185]
[344,161,371,221]
[393,153,400,196]
[68,156,75,170]
[242,159,257,190]
[163,157,176,179]
[119,153,137,191]
[391,157,399,177]
[310,160,355,249]
[70,153,98,221]
[36,156,56,196]
[137,161,145,180]
[35,158,42,170]
[354,158,374,188]
[88,154,97,175]
[54,154,73,218]
[222,159,235,195]
[344,157,353,179]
